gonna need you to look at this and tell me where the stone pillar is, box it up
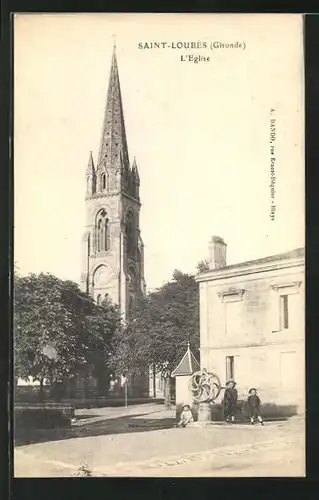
[197,402,212,422]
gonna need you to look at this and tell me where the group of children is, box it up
[177,382,264,427]
[223,380,264,425]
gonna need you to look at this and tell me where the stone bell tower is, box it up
[80,45,146,318]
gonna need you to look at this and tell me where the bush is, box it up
[15,405,74,430]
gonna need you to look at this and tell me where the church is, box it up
[80,46,149,397]
[80,46,146,318]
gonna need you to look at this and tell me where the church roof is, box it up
[171,343,200,377]
[97,46,130,171]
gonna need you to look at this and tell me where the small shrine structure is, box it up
[171,342,200,418]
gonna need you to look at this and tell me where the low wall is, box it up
[14,386,164,409]
[68,397,162,409]
[176,400,299,423]
[15,385,151,403]
[15,396,162,410]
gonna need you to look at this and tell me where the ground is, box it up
[14,403,305,477]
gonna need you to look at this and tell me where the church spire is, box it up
[97,46,130,172]
[132,156,140,185]
[86,151,95,175]
[86,151,96,196]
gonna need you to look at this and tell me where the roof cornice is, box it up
[195,256,305,283]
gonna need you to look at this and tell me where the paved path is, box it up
[14,406,305,478]
[73,403,173,425]
[141,440,304,477]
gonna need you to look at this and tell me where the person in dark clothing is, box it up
[247,388,264,425]
[223,380,238,422]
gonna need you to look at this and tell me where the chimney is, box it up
[208,236,227,270]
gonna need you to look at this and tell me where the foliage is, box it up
[14,273,120,386]
[196,259,210,273]
[111,270,200,377]
[73,463,92,477]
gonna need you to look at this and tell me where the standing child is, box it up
[223,380,238,422]
[177,404,194,427]
[247,388,264,425]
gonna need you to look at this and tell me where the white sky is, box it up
[14,13,304,291]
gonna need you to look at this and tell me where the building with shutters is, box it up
[195,236,305,411]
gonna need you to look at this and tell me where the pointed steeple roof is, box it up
[171,342,200,377]
[86,151,95,175]
[97,46,130,171]
[131,156,140,183]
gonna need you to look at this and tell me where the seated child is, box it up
[247,388,264,425]
[177,404,194,427]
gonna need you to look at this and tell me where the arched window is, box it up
[96,294,101,305]
[105,217,110,251]
[125,211,136,257]
[96,209,110,253]
[101,173,106,191]
[97,219,102,252]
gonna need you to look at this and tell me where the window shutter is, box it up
[269,291,280,333]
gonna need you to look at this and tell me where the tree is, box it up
[14,273,120,399]
[84,296,121,396]
[111,270,200,408]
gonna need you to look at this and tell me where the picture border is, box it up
[1,6,318,500]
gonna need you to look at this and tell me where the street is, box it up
[14,404,305,477]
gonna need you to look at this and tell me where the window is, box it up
[125,211,136,257]
[97,219,102,252]
[101,173,106,190]
[280,295,289,330]
[105,218,110,250]
[225,301,242,336]
[96,294,101,305]
[271,282,301,332]
[226,356,235,381]
[96,210,110,253]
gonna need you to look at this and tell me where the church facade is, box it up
[80,47,146,319]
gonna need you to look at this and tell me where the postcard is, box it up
[14,13,305,477]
